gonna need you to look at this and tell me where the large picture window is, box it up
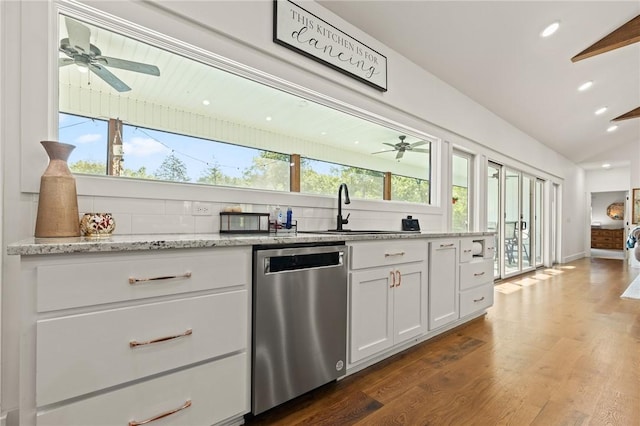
[57,12,434,204]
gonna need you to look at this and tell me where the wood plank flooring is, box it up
[245,257,640,425]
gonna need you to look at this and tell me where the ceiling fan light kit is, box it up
[59,16,160,92]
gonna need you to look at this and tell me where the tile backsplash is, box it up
[32,194,442,236]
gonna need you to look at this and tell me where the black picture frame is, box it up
[273,0,388,92]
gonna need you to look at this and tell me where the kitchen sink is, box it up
[300,229,418,235]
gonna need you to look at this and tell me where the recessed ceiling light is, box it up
[602,163,611,168]
[265,116,272,121]
[607,125,618,132]
[541,21,560,37]
[578,81,593,91]
[202,99,210,106]
[354,140,359,144]
[320,131,327,135]
[595,106,607,115]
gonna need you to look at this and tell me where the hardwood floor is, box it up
[245,257,640,425]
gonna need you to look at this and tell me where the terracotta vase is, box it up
[34,141,81,237]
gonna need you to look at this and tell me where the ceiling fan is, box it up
[372,135,429,160]
[59,17,160,92]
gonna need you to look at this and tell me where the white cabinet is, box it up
[459,237,494,318]
[19,247,251,426]
[428,239,459,329]
[348,240,428,364]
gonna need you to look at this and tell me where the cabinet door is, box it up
[429,240,459,330]
[349,268,394,363]
[393,262,427,345]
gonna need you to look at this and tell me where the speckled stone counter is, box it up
[7,231,494,256]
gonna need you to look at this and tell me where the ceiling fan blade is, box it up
[396,150,405,159]
[64,17,91,55]
[372,149,396,154]
[411,148,430,153]
[89,64,131,92]
[410,141,427,148]
[59,57,74,67]
[98,56,160,76]
[382,142,397,148]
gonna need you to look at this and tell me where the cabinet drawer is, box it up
[36,290,247,406]
[349,240,427,270]
[37,352,248,426]
[483,236,496,259]
[36,247,250,312]
[460,260,493,290]
[460,239,474,263]
[459,284,494,317]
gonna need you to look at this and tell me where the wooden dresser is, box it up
[591,227,624,250]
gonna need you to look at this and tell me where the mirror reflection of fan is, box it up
[59,17,160,92]
[372,135,429,159]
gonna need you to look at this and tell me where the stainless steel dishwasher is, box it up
[252,243,348,415]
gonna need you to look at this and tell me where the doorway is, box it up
[488,162,544,279]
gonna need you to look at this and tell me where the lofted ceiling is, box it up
[318,0,640,170]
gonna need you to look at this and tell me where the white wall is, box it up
[586,166,631,194]
[1,0,588,414]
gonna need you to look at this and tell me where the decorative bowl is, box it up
[80,213,116,237]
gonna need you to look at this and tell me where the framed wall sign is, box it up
[633,188,640,224]
[273,0,388,91]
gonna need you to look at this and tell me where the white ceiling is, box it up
[318,0,640,170]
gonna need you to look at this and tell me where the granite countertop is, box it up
[7,231,494,256]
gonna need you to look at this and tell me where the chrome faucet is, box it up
[337,183,351,231]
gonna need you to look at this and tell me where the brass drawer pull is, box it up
[129,272,192,284]
[474,272,485,277]
[130,329,193,348]
[385,251,406,257]
[129,400,192,426]
[440,243,455,248]
[473,296,485,303]
[463,249,472,253]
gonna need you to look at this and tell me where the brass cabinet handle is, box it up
[473,296,485,303]
[385,251,406,257]
[440,243,455,248]
[129,400,192,426]
[395,270,401,287]
[129,272,192,284]
[130,329,193,348]
[390,270,396,288]
[474,272,485,277]
[463,249,472,253]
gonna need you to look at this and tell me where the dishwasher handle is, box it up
[264,250,345,274]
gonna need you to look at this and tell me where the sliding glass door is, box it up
[535,179,544,266]
[490,163,543,279]
[487,163,501,278]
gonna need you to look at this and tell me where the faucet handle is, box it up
[343,213,350,224]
